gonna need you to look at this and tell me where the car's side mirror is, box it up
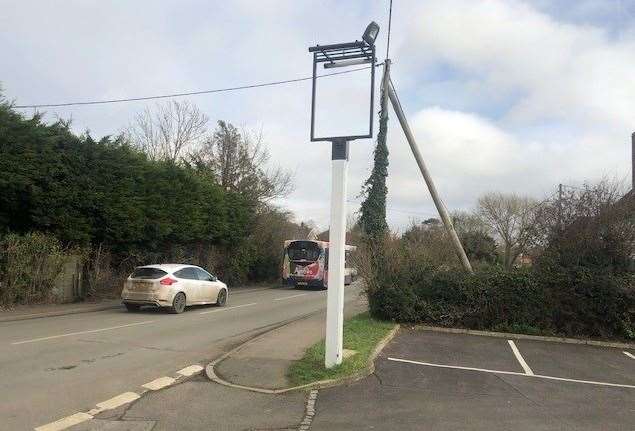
[209,275,217,282]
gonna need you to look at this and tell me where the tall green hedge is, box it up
[0,102,253,263]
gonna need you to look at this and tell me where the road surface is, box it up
[0,283,363,431]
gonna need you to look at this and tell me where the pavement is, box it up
[311,328,635,430]
[214,294,368,390]
[71,373,308,431]
[4,282,634,430]
[0,282,365,430]
[71,321,635,431]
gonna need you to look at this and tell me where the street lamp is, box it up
[308,22,379,368]
[362,21,380,46]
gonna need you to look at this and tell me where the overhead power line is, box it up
[347,198,437,217]
[13,65,375,109]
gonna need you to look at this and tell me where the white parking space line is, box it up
[11,320,155,345]
[387,357,635,389]
[142,376,176,391]
[177,364,204,376]
[274,293,308,301]
[95,392,140,411]
[35,412,93,431]
[199,302,257,315]
[508,339,534,375]
[624,351,635,360]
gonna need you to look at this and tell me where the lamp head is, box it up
[362,21,380,46]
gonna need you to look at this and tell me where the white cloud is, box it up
[377,0,634,229]
[385,107,535,220]
[383,104,630,229]
[410,107,521,177]
[401,0,635,129]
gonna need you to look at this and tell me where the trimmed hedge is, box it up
[367,265,634,340]
[0,103,252,250]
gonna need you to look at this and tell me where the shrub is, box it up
[0,232,67,305]
[83,245,130,299]
[362,240,634,340]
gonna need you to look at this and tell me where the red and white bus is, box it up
[282,240,357,289]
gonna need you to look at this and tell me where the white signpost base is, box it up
[325,140,349,368]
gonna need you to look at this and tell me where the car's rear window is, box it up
[131,268,167,279]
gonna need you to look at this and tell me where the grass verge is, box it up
[287,312,396,386]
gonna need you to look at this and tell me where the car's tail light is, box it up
[160,277,178,286]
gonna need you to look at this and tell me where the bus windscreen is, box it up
[287,241,321,262]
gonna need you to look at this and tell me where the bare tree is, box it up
[126,100,208,162]
[533,180,634,272]
[451,210,489,236]
[477,192,539,268]
[401,219,460,267]
[192,121,293,203]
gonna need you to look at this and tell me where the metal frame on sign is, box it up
[308,41,376,142]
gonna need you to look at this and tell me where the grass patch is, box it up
[287,312,396,386]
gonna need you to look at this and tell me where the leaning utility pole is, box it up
[386,74,473,273]
[380,61,390,131]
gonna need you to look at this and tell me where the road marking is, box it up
[11,320,155,345]
[387,357,635,389]
[299,389,319,430]
[274,293,308,301]
[199,302,257,315]
[177,364,204,376]
[95,392,140,411]
[142,376,176,390]
[624,351,635,360]
[508,339,534,375]
[232,287,274,295]
[35,412,93,431]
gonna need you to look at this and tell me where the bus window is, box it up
[287,240,321,262]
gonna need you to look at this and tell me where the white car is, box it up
[121,264,228,313]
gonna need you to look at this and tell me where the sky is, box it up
[1,0,634,232]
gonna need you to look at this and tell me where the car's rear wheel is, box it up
[124,303,140,312]
[170,292,186,314]
[216,289,227,307]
